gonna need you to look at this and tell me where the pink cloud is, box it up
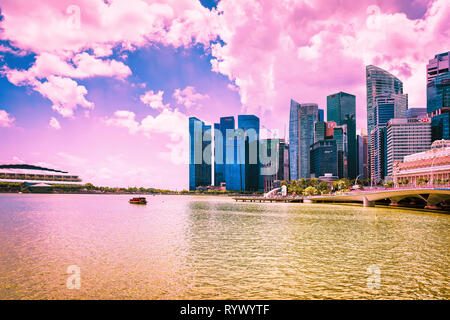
[34,76,94,118]
[140,90,169,110]
[49,117,61,130]
[173,86,209,109]
[104,107,188,165]
[3,52,131,83]
[0,109,15,127]
[211,0,450,130]
[0,0,218,54]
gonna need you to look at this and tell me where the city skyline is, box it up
[1,0,449,190]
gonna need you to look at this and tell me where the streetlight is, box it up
[352,174,362,190]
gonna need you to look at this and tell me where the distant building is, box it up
[407,108,427,118]
[314,121,326,143]
[0,164,81,186]
[259,138,287,191]
[283,143,290,182]
[370,93,408,183]
[386,117,432,177]
[289,100,318,179]
[318,109,324,122]
[366,65,404,182]
[225,115,260,191]
[310,140,338,178]
[189,117,212,191]
[356,134,369,180]
[427,51,450,142]
[214,116,235,186]
[393,140,450,187]
[327,91,357,178]
[333,126,347,178]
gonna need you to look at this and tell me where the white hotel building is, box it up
[392,140,450,187]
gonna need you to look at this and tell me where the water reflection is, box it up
[0,194,448,299]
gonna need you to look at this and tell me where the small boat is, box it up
[129,197,147,205]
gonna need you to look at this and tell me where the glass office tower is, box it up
[327,92,356,178]
[310,140,338,178]
[225,115,260,191]
[214,116,235,186]
[369,93,408,182]
[366,65,404,181]
[427,51,450,141]
[289,100,318,179]
[189,117,212,191]
[356,134,368,180]
[289,99,301,181]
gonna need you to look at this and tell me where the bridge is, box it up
[305,187,450,209]
[234,187,450,209]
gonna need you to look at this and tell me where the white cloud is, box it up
[34,76,94,118]
[140,90,169,110]
[0,109,15,127]
[49,117,61,130]
[173,86,209,109]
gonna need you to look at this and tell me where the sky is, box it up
[0,0,449,190]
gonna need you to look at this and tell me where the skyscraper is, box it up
[427,51,450,141]
[370,93,408,182]
[225,115,260,191]
[189,117,212,191]
[366,65,404,138]
[356,134,368,180]
[310,140,338,178]
[289,99,301,180]
[333,126,347,178]
[289,100,318,179]
[259,138,287,191]
[318,109,324,122]
[327,92,357,178]
[214,116,235,186]
[366,65,404,181]
[407,108,427,118]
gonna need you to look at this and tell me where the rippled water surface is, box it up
[0,194,448,299]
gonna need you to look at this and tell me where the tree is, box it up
[84,183,95,190]
[384,181,394,188]
[317,181,331,194]
[303,186,318,196]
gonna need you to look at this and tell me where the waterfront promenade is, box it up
[234,186,450,209]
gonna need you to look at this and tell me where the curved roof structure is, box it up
[0,164,68,174]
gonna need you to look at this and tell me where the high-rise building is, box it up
[310,140,338,178]
[386,117,432,177]
[259,138,288,191]
[283,143,290,182]
[289,99,301,180]
[214,116,235,186]
[427,51,450,141]
[370,93,408,182]
[318,109,324,122]
[366,65,404,181]
[314,121,326,143]
[225,115,260,191]
[327,92,357,178]
[366,65,404,140]
[407,108,427,118]
[356,134,368,180]
[333,126,347,178]
[292,103,318,179]
[189,117,212,191]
